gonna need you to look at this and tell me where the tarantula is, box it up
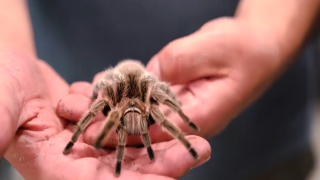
[63,59,200,175]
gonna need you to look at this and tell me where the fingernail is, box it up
[147,57,161,79]
[191,156,211,169]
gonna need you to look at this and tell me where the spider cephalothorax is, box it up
[63,59,200,175]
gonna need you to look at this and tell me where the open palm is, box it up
[9,123,209,180]
[3,57,211,180]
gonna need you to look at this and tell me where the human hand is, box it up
[55,17,288,145]
[1,50,211,180]
[55,79,211,177]
[145,17,289,139]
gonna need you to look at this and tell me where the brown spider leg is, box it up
[150,105,199,160]
[154,82,182,105]
[139,75,154,117]
[139,117,155,161]
[91,79,106,100]
[90,69,115,100]
[151,89,200,132]
[115,127,127,176]
[94,110,121,149]
[63,99,109,154]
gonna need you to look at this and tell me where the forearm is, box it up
[0,0,36,58]
[235,0,320,63]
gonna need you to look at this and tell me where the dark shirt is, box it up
[27,1,318,179]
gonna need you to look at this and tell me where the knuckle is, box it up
[92,71,105,84]
[159,43,188,81]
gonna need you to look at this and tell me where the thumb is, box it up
[146,32,225,85]
[146,35,203,85]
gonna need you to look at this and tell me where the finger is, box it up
[68,73,104,98]
[94,163,176,180]
[138,79,228,142]
[138,174,175,180]
[57,94,93,121]
[70,160,176,180]
[92,71,105,85]
[134,135,211,178]
[146,31,229,84]
[97,170,176,180]
[29,156,175,180]
[37,60,69,108]
[57,81,97,121]
[143,84,200,143]
[58,72,105,121]
[98,135,211,179]
[96,162,176,180]
[167,78,242,138]
[69,81,93,98]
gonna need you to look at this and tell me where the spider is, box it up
[62,59,200,176]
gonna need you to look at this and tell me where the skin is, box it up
[0,1,211,180]
[145,0,320,138]
[1,0,319,179]
[57,0,320,147]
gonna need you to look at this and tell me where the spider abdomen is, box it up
[123,111,143,136]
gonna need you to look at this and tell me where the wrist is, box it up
[234,0,320,65]
[0,48,36,125]
[0,51,25,156]
[200,17,284,72]
[235,17,295,66]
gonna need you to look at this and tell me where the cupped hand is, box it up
[1,50,211,180]
[56,17,286,144]
[146,17,289,138]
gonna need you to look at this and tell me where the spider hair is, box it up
[63,59,200,176]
